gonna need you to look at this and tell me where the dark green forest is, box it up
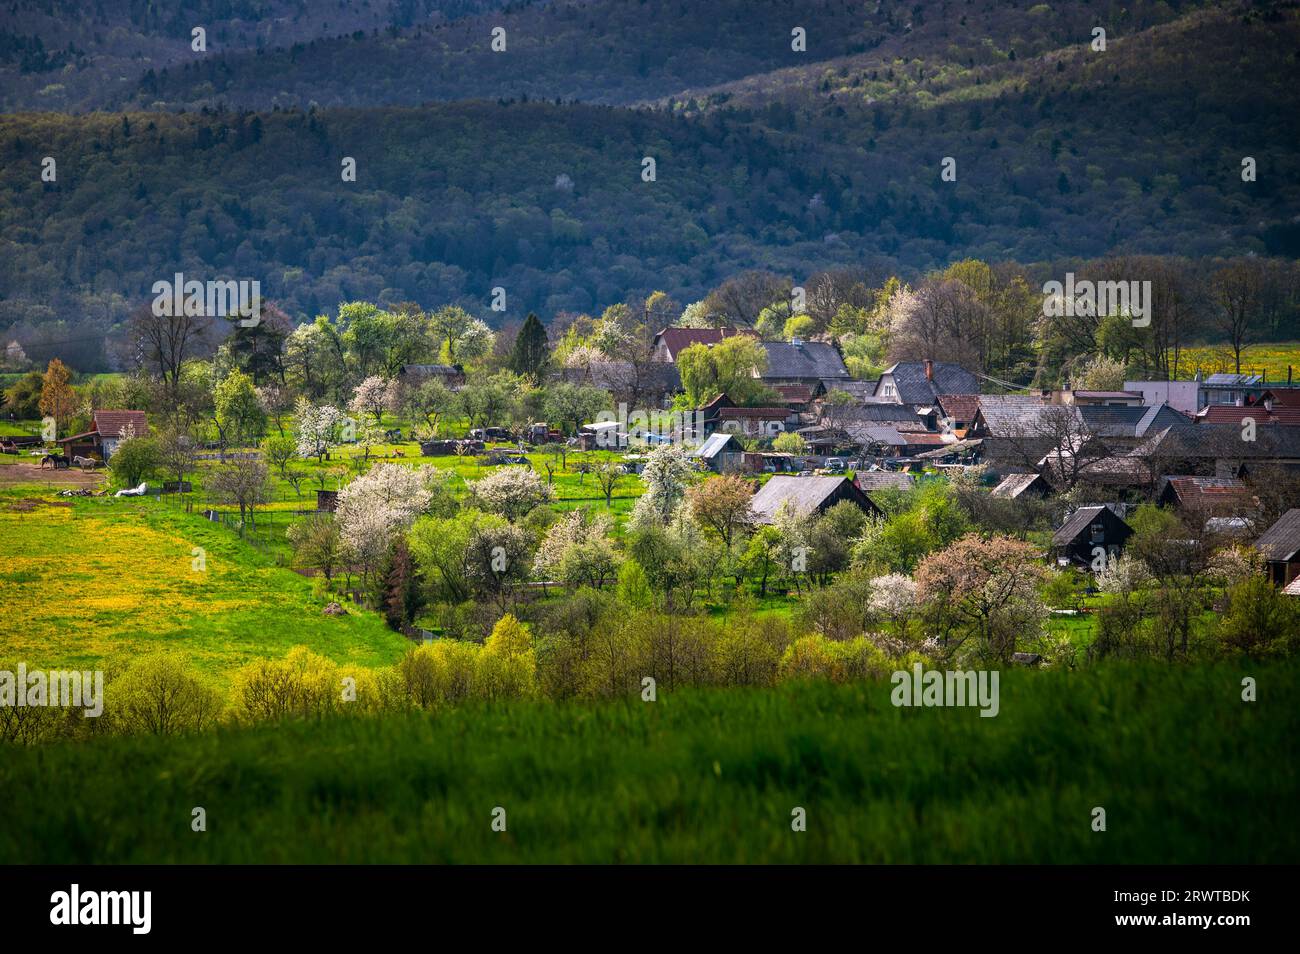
[0,0,1297,368]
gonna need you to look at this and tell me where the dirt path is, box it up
[0,461,107,489]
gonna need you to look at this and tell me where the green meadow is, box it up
[0,488,409,683]
[0,661,1292,863]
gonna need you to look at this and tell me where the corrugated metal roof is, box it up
[991,473,1045,498]
[689,432,742,459]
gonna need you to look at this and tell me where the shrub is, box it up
[109,652,223,735]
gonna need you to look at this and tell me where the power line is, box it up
[974,370,1036,392]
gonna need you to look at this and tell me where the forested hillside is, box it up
[0,0,1216,113]
[2,1,1296,364]
[0,0,518,112]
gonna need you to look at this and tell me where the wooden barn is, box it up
[1255,509,1300,586]
[56,410,148,462]
[1052,505,1133,568]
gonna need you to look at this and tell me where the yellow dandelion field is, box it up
[0,496,409,681]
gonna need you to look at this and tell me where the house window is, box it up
[1089,523,1105,544]
[881,383,895,398]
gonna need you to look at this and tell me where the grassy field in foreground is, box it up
[0,490,409,682]
[1,662,1294,864]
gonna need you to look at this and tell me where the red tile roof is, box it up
[936,393,980,423]
[900,432,949,446]
[1198,405,1300,425]
[776,385,813,404]
[1162,476,1256,511]
[92,410,149,439]
[1253,389,1300,407]
[654,326,753,360]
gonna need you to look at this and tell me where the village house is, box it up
[818,379,877,403]
[873,360,979,408]
[687,432,746,473]
[56,410,148,461]
[1200,372,1266,407]
[558,360,682,408]
[1254,509,1300,586]
[1052,504,1134,568]
[990,472,1051,499]
[853,471,916,494]
[1048,389,1145,407]
[1196,403,1300,426]
[1156,476,1257,517]
[1126,379,1201,416]
[650,326,752,362]
[935,393,981,435]
[699,393,792,439]
[1132,423,1300,478]
[760,338,851,389]
[749,475,882,524]
[398,363,466,389]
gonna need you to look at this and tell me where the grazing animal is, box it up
[40,454,70,470]
[73,455,99,471]
[391,449,405,458]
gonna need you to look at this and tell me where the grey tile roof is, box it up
[750,475,865,522]
[878,362,980,405]
[1052,504,1126,547]
[823,379,877,400]
[1255,509,1300,562]
[1135,423,1300,460]
[1078,403,1188,437]
[845,424,909,446]
[837,404,925,423]
[975,402,1076,436]
[762,341,850,381]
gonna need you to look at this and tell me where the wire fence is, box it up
[150,486,327,561]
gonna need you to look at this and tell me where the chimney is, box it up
[924,358,933,381]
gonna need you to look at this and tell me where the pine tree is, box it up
[507,312,549,378]
[378,539,422,632]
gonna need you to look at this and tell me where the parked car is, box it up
[823,457,846,472]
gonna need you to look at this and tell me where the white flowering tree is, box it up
[1096,551,1154,595]
[868,573,918,636]
[631,444,693,528]
[350,376,391,427]
[469,466,555,522]
[533,509,621,588]
[335,463,440,583]
[294,399,342,463]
